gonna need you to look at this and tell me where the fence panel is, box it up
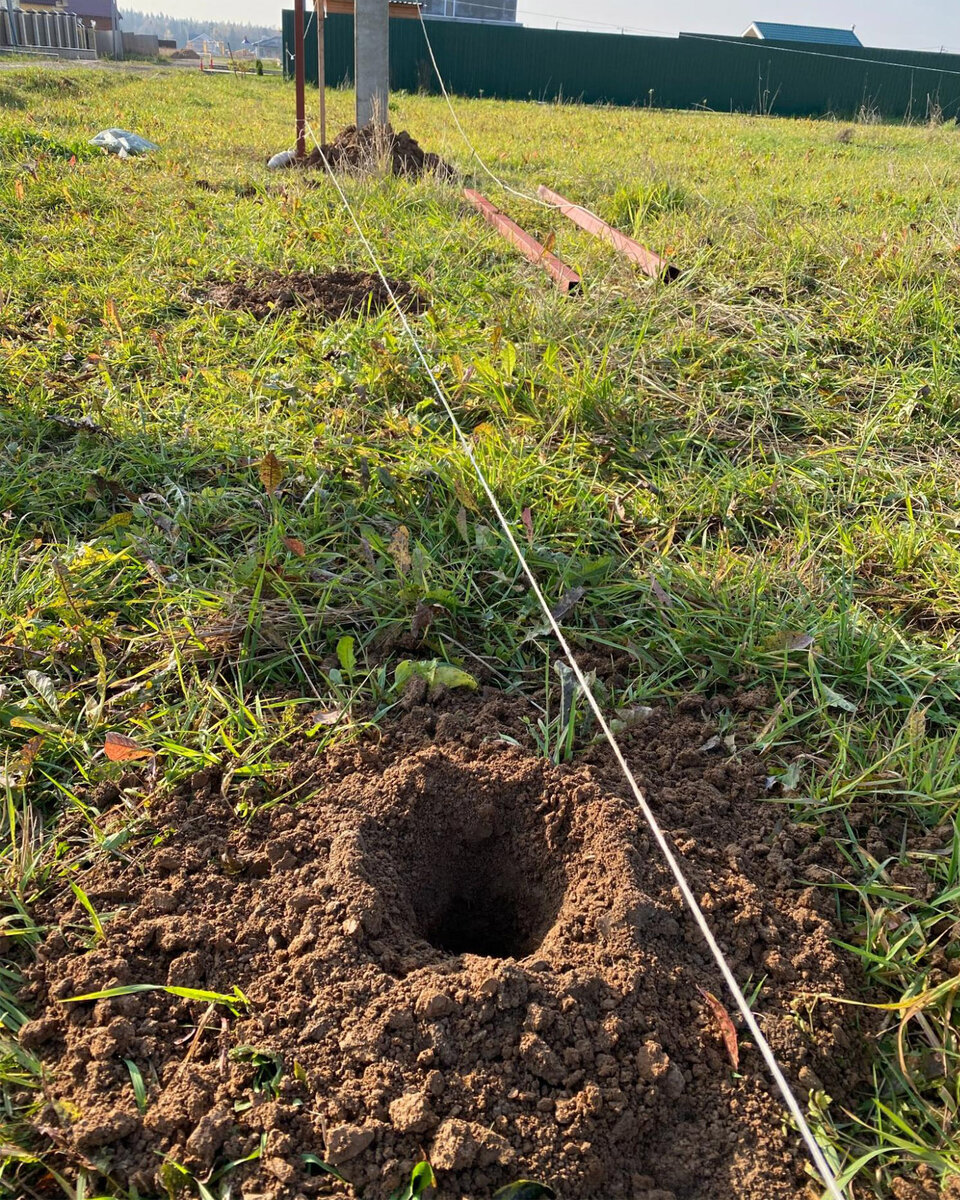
[0,12,97,58]
[282,10,960,121]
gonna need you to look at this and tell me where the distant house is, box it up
[185,32,223,55]
[420,0,518,24]
[742,21,862,46]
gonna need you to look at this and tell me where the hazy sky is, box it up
[144,0,960,53]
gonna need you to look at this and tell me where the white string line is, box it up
[416,7,554,208]
[679,31,960,80]
[302,116,847,1200]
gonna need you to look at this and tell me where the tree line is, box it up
[118,10,281,46]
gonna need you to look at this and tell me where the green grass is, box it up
[1,63,960,1198]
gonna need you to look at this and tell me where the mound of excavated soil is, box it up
[17,696,869,1200]
[204,270,425,321]
[302,124,457,180]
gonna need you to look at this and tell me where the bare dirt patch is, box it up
[18,696,870,1199]
[302,124,457,180]
[204,270,425,321]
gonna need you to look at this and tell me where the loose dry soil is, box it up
[19,693,872,1200]
[204,270,425,321]
[302,125,457,180]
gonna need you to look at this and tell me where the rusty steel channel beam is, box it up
[537,184,679,283]
[294,0,306,159]
[464,189,581,293]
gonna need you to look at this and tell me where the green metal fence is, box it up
[282,10,960,122]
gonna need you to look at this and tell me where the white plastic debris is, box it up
[90,129,159,159]
[267,149,298,170]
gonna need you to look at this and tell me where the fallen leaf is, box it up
[10,715,57,734]
[698,987,739,1070]
[14,178,24,202]
[258,451,285,496]
[649,575,674,607]
[25,670,59,716]
[821,683,857,713]
[104,297,121,332]
[432,664,477,690]
[455,505,469,541]
[608,705,654,735]
[452,477,477,511]
[521,506,534,547]
[97,512,133,534]
[394,659,477,692]
[282,536,306,558]
[311,709,345,728]
[550,585,586,623]
[411,601,444,640]
[18,735,44,770]
[389,525,411,575]
[764,630,814,652]
[104,732,155,762]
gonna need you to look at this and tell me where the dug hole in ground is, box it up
[18,689,877,1200]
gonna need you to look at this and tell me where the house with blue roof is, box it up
[742,21,862,46]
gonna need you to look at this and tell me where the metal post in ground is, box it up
[355,0,388,130]
[294,0,306,158]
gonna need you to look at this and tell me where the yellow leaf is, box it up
[14,178,24,203]
[10,715,57,733]
[388,525,411,575]
[97,512,132,534]
[452,477,478,512]
[258,451,285,496]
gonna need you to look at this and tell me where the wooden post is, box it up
[294,0,306,158]
[316,0,326,145]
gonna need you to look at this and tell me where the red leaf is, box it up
[698,987,739,1070]
[104,732,155,762]
[521,506,534,548]
[282,536,306,558]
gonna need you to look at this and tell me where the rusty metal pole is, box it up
[294,0,306,158]
[464,189,581,293]
[537,184,680,281]
[316,0,326,145]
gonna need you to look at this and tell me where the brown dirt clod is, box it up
[20,697,872,1199]
[204,269,425,321]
